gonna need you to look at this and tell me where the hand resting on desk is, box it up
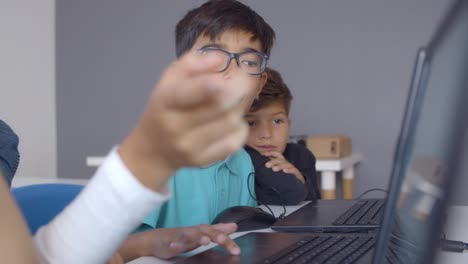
[114,223,240,262]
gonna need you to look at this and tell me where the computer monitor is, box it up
[373,0,468,262]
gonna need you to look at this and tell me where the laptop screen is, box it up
[374,0,468,262]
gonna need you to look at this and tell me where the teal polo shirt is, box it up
[136,149,256,232]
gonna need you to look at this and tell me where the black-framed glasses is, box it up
[198,47,269,75]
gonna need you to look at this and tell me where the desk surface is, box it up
[129,202,468,264]
[11,176,88,187]
[315,153,362,171]
[87,153,363,169]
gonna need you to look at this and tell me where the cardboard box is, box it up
[306,135,352,159]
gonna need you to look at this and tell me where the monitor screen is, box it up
[376,0,468,262]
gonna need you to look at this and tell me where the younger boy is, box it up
[244,68,321,205]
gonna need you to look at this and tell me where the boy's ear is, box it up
[256,72,268,99]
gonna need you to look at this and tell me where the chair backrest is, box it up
[12,183,84,234]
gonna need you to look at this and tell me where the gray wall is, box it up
[1,0,56,179]
[58,1,464,201]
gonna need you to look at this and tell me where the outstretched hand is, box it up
[119,51,252,191]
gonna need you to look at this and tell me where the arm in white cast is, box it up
[33,148,170,264]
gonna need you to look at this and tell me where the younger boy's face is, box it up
[245,101,291,155]
[190,30,267,114]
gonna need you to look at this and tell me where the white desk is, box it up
[11,176,88,187]
[315,153,362,200]
[86,156,105,167]
[129,203,468,264]
[86,153,363,201]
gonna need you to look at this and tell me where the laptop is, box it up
[269,32,435,234]
[270,26,429,234]
[178,0,468,263]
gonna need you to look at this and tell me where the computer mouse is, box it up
[212,206,277,232]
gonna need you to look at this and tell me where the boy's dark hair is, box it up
[175,0,275,58]
[250,67,293,114]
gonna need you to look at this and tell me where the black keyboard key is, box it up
[281,237,339,264]
[259,235,375,264]
[341,237,375,264]
[346,200,377,225]
[358,200,384,225]
[333,200,367,225]
[310,237,355,263]
[324,237,362,264]
[261,236,316,264]
[371,207,385,224]
[261,236,329,264]
[334,199,385,225]
[273,237,330,264]
[385,247,399,264]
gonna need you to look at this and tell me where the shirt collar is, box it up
[199,149,246,175]
[223,149,247,175]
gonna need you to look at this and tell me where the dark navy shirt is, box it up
[245,143,321,205]
[0,120,20,186]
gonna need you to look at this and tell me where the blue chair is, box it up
[12,183,84,234]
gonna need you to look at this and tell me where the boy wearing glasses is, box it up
[245,68,321,206]
[136,0,274,232]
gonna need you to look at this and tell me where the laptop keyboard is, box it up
[333,199,384,225]
[384,240,420,264]
[260,235,375,264]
